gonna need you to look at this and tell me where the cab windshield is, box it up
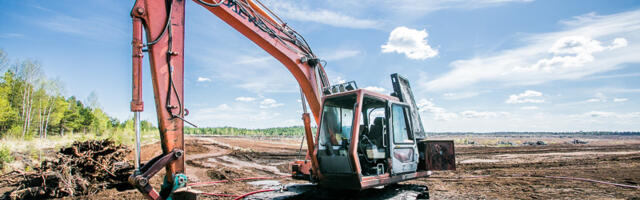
[318,94,356,155]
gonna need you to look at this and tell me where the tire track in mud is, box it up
[183,137,301,184]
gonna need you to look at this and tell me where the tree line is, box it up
[0,49,155,139]
[184,126,315,137]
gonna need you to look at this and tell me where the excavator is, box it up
[127,0,456,199]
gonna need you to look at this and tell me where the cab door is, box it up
[388,103,419,174]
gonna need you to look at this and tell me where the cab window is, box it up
[392,104,413,144]
[318,95,356,152]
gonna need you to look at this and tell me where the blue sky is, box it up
[1,0,639,132]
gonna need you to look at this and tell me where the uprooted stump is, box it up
[0,140,134,200]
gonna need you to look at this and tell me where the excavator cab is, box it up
[294,74,456,190]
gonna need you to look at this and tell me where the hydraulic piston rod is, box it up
[134,111,142,170]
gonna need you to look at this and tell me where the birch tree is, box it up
[15,60,42,139]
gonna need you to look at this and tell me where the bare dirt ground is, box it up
[419,143,640,199]
[10,135,639,199]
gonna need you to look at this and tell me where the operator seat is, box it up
[359,125,368,137]
[369,117,385,146]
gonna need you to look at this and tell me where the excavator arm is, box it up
[128,0,328,199]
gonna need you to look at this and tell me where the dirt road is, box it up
[80,136,640,199]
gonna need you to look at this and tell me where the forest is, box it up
[0,49,155,141]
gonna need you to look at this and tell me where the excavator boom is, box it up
[129,0,327,199]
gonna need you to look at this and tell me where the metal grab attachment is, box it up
[129,149,185,200]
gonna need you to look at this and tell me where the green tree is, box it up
[0,71,19,135]
[90,108,109,135]
[49,96,69,135]
[61,96,83,135]
[85,92,109,135]
[78,102,94,134]
[0,50,150,140]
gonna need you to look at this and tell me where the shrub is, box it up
[7,125,22,138]
[0,144,13,170]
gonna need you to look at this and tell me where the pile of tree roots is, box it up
[0,140,133,199]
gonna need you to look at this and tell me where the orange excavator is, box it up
[128,0,455,199]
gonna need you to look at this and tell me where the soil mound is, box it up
[206,167,243,180]
[0,140,133,200]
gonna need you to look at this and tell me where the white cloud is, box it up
[521,106,539,110]
[516,36,627,73]
[381,26,438,60]
[425,10,640,90]
[235,97,256,102]
[613,98,628,102]
[573,111,640,119]
[586,98,602,103]
[363,86,387,93]
[442,92,480,100]
[506,90,544,104]
[283,119,301,126]
[391,0,534,13]
[191,103,285,128]
[232,56,272,65]
[216,104,231,110]
[268,1,381,29]
[33,6,125,41]
[420,109,640,132]
[332,76,346,84]
[259,98,284,109]
[580,111,615,118]
[0,33,23,38]
[322,49,361,61]
[192,52,299,93]
[460,110,509,119]
[586,72,640,80]
[197,77,212,82]
[332,0,532,21]
[607,88,640,93]
[417,99,458,121]
[585,92,607,103]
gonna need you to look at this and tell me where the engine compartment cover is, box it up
[418,140,456,171]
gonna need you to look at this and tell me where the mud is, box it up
[5,136,639,199]
[421,143,640,199]
[191,136,640,199]
[206,167,244,180]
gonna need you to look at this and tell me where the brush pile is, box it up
[0,140,133,200]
